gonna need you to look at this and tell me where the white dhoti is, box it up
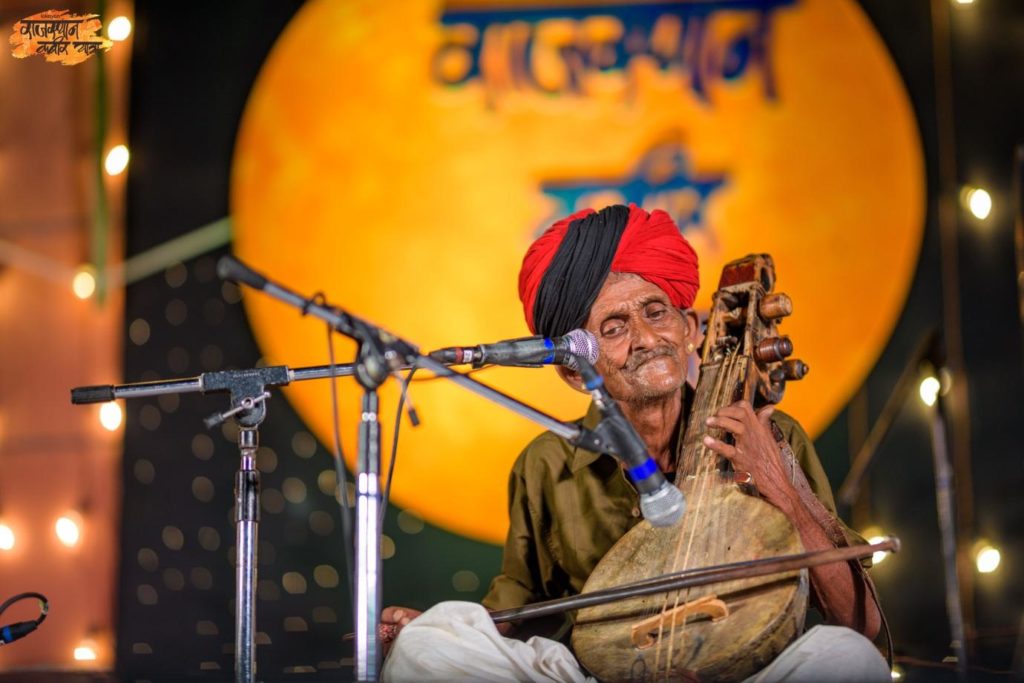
[382,601,595,682]
[383,602,890,683]
[743,624,891,683]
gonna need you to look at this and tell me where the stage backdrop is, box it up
[231,0,925,545]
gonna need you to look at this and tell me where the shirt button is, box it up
[631,506,641,518]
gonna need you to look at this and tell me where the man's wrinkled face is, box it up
[582,272,697,407]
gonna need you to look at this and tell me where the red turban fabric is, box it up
[518,204,699,334]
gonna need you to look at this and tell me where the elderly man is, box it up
[382,205,888,682]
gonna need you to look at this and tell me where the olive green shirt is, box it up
[481,398,860,638]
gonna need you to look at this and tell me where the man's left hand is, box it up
[702,400,796,512]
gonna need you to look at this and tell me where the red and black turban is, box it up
[519,204,699,337]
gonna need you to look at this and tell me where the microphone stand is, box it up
[73,356,611,683]
[82,254,644,681]
[348,329,391,683]
[72,363,368,683]
[79,368,287,683]
[80,259,619,682]
[214,256,623,681]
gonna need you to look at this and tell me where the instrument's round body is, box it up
[572,478,808,682]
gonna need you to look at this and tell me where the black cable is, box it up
[0,592,48,646]
[379,361,531,518]
[325,323,355,607]
[320,324,436,602]
[380,366,418,525]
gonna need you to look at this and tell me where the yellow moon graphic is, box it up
[232,0,924,543]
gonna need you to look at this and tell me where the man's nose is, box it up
[630,315,659,350]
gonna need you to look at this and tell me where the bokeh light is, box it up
[107,16,132,41]
[0,523,15,551]
[961,186,992,219]
[919,376,940,407]
[975,544,1001,574]
[56,514,82,548]
[99,402,123,431]
[73,640,98,661]
[72,266,97,300]
[863,528,890,565]
[104,145,130,176]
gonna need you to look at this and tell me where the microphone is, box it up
[429,329,599,372]
[581,367,685,527]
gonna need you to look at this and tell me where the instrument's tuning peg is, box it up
[785,359,809,380]
[753,336,793,364]
[759,293,792,320]
[717,290,741,308]
[771,359,810,383]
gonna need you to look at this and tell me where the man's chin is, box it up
[626,385,683,408]
[625,373,685,406]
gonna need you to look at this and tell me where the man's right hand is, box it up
[379,606,423,651]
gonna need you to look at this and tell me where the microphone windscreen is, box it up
[563,329,599,370]
[641,482,685,527]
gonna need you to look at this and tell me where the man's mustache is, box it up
[624,345,676,371]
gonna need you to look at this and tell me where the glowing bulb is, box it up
[99,402,122,431]
[961,186,992,219]
[55,515,81,547]
[73,642,97,661]
[954,0,974,4]
[865,535,890,565]
[976,545,1001,573]
[104,145,130,176]
[891,664,904,680]
[72,266,97,299]
[107,16,132,41]
[968,189,991,219]
[0,523,14,551]
[919,376,940,407]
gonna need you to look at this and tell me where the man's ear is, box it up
[556,365,588,394]
[681,308,702,347]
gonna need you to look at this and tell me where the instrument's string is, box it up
[649,357,720,673]
[658,358,722,679]
[650,368,718,678]
[650,383,708,678]
[662,349,738,680]
[654,348,737,680]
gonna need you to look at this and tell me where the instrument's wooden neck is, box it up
[677,351,748,478]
